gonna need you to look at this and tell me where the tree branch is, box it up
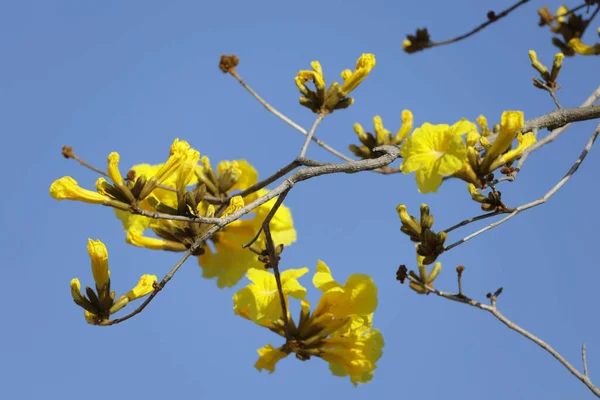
[227,69,353,162]
[421,0,530,50]
[299,114,325,158]
[405,275,600,397]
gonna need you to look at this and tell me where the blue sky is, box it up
[2,0,600,398]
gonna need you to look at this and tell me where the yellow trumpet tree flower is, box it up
[69,239,157,325]
[234,260,383,386]
[115,153,296,289]
[49,176,111,205]
[296,53,376,113]
[400,120,473,193]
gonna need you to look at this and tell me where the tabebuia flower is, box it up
[295,54,376,113]
[114,142,296,289]
[69,239,157,325]
[233,260,384,386]
[399,120,473,193]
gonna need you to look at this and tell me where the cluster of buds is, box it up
[349,111,413,159]
[295,54,376,114]
[248,242,285,268]
[468,184,506,211]
[402,28,431,54]
[397,204,446,265]
[538,3,600,56]
[70,239,157,325]
[528,50,564,88]
[462,112,535,186]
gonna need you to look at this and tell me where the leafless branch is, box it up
[421,0,530,50]
[299,114,325,158]
[584,343,590,377]
[227,69,353,162]
[101,249,194,325]
[405,275,600,397]
[442,210,504,234]
[261,189,292,338]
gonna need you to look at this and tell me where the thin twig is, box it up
[536,80,562,109]
[237,160,301,198]
[228,70,352,162]
[299,114,325,158]
[584,343,590,377]
[424,0,530,49]
[405,275,600,397]
[446,122,600,251]
[261,189,293,338]
[442,210,504,234]
[101,249,193,325]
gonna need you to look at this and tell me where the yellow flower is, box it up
[312,260,377,319]
[400,121,471,193]
[70,239,157,324]
[321,325,384,386]
[239,261,383,385]
[476,115,492,137]
[176,148,200,194]
[480,111,525,172]
[70,278,86,304]
[393,110,414,144]
[488,131,537,171]
[340,53,376,96]
[126,231,187,252]
[233,267,308,323]
[556,5,568,23]
[50,176,110,204]
[568,38,600,56]
[115,151,296,289]
[87,239,110,289]
[255,345,290,373]
[110,274,158,313]
[107,152,124,185]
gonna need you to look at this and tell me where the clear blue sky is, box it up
[2,1,599,398]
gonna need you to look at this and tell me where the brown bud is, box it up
[126,169,136,182]
[456,265,465,274]
[219,55,240,73]
[396,265,408,283]
[487,11,497,21]
[61,145,74,159]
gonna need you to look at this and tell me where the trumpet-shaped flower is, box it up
[87,239,110,289]
[107,152,124,185]
[69,239,157,325]
[340,54,376,96]
[235,260,383,386]
[480,111,525,172]
[568,38,600,56]
[233,267,308,323]
[50,176,110,204]
[400,120,472,193]
[312,260,377,319]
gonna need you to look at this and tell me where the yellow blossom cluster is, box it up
[50,139,297,290]
[295,54,376,113]
[398,111,535,193]
[70,238,157,325]
[538,4,600,56]
[233,260,384,386]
